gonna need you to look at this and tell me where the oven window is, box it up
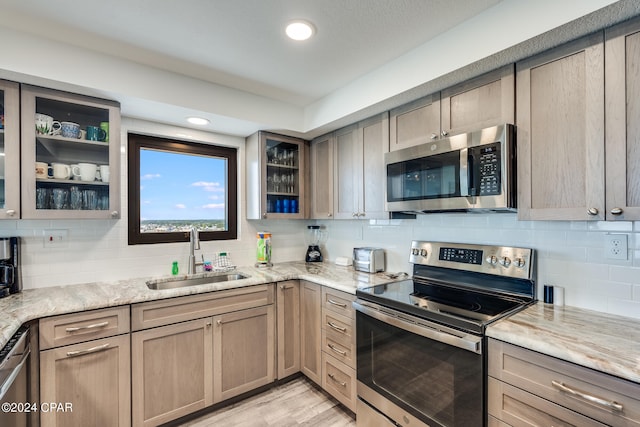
[387,151,461,202]
[357,311,482,426]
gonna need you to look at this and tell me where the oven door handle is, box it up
[460,147,469,197]
[354,301,482,354]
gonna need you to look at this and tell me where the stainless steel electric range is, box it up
[354,241,536,427]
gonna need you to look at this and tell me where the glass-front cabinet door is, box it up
[20,85,121,219]
[0,80,20,219]
[246,131,307,219]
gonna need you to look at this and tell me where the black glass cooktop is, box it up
[356,279,528,334]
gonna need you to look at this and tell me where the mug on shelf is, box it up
[35,113,61,136]
[98,165,110,183]
[86,125,106,141]
[72,163,98,182]
[35,162,49,179]
[60,122,81,139]
[99,122,109,142]
[51,163,72,180]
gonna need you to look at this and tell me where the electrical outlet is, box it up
[604,234,628,260]
[43,229,69,248]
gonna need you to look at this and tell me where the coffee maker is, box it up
[0,237,20,298]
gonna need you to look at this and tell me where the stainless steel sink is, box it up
[146,273,249,290]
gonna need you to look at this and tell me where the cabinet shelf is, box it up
[266,163,299,170]
[36,178,109,186]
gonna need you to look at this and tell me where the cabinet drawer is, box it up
[322,287,355,318]
[489,339,640,426]
[322,352,356,412]
[488,377,605,427]
[322,310,354,343]
[132,284,274,330]
[40,306,130,350]
[322,327,355,368]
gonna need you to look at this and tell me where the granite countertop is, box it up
[487,302,640,384]
[0,261,397,349]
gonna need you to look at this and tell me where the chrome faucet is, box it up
[188,228,201,274]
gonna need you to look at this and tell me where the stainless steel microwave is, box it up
[385,124,516,213]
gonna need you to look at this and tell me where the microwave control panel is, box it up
[471,143,501,196]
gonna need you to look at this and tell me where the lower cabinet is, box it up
[131,318,213,427]
[130,284,276,427]
[276,280,300,379]
[488,338,640,427]
[300,280,322,384]
[213,305,275,402]
[39,307,131,427]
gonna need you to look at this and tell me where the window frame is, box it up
[127,132,238,245]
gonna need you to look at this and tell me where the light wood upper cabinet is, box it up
[276,280,300,379]
[517,33,606,220]
[441,65,515,137]
[246,131,308,219]
[389,93,441,151]
[20,85,121,219]
[0,80,20,219]
[605,17,640,221]
[334,112,389,220]
[389,65,514,152]
[309,133,335,219]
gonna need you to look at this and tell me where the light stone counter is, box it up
[487,302,640,384]
[0,261,397,349]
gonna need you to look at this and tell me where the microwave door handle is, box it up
[459,147,469,197]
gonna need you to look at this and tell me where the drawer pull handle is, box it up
[327,299,347,308]
[66,343,110,357]
[327,373,346,387]
[551,380,623,412]
[327,322,347,333]
[327,343,347,356]
[65,321,109,333]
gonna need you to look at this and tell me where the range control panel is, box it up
[409,241,534,280]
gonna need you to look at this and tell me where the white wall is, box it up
[317,215,640,319]
[0,118,309,289]
[1,117,638,321]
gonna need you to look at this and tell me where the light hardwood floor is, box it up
[178,377,356,426]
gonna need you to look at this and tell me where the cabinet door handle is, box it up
[216,319,223,326]
[327,373,347,387]
[587,207,599,216]
[441,130,449,137]
[5,210,15,217]
[65,321,109,333]
[610,207,623,216]
[551,380,623,412]
[430,133,438,140]
[327,343,347,356]
[110,211,119,217]
[280,284,293,290]
[66,343,110,357]
[352,212,358,218]
[327,321,347,333]
[327,299,347,308]
[327,213,332,217]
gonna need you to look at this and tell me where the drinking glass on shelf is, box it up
[69,186,82,210]
[36,188,50,209]
[272,147,279,164]
[273,173,281,193]
[82,190,97,210]
[51,188,69,210]
[287,150,295,167]
[281,174,289,194]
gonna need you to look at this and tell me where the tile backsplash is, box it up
[3,118,639,321]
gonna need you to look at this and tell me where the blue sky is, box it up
[140,148,226,220]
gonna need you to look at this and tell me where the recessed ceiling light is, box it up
[186,117,209,126]
[286,20,315,41]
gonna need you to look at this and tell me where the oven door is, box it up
[355,300,484,427]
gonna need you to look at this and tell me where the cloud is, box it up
[141,173,161,180]
[202,203,225,209]
[192,181,224,192]
[175,204,186,209]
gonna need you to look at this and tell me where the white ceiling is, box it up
[0,0,637,137]
[0,0,501,106]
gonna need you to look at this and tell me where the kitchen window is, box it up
[127,133,237,245]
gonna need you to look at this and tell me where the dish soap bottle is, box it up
[171,261,179,276]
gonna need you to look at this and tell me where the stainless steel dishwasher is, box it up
[0,324,38,427]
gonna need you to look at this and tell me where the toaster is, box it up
[353,247,385,273]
